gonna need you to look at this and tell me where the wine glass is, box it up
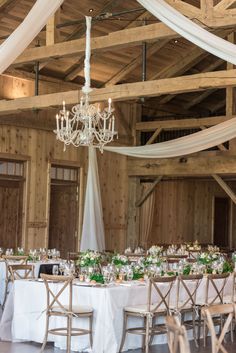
[52,265,59,275]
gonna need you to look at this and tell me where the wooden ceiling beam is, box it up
[1,69,236,115]
[136,116,229,132]
[127,153,236,177]
[12,4,236,68]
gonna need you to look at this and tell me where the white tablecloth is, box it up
[0,275,233,353]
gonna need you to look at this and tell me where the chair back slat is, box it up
[202,303,236,353]
[205,273,229,305]
[41,274,74,314]
[148,276,176,313]
[9,264,34,281]
[176,274,203,311]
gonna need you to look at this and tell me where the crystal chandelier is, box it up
[54,17,117,152]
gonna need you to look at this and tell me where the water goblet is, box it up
[52,265,59,275]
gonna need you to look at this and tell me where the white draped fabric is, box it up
[137,0,236,65]
[104,118,236,158]
[0,0,63,74]
[80,147,105,251]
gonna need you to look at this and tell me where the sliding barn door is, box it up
[49,165,80,258]
[0,179,23,248]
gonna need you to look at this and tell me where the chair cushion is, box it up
[124,304,166,314]
[51,305,93,314]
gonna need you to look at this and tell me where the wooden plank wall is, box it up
[97,102,138,252]
[148,179,236,248]
[0,124,85,250]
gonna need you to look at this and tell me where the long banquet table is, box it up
[0,275,233,353]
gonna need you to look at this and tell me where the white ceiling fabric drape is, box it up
[104,118,236,158]
[137,0,236,65]
[0,0,63,74]
[80,147,106,252]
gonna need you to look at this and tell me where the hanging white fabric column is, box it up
[137,0,236,65]
[104,118,236,158]
[80,147,105,251]
[0,0,63,74]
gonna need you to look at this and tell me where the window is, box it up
[51,165,78,182]
[0,161,24,177]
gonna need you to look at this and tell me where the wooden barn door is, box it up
[0,180,23,248]
[213,197,230,248]
[49,166,79,258]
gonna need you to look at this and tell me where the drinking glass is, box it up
[52,265,59,275]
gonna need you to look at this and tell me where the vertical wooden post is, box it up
[126,103,142,249]
[46,10,61,46]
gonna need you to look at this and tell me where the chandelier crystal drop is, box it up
[54,16,117,152]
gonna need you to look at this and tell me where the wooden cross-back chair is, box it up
[202,303,236,353]
[8,264,34,282]
[166,315,190,353]
[197,273,230,345]
[2,255,28,308]
[119,276,176,353]
[173,274,203,347]
[40,274,93,353]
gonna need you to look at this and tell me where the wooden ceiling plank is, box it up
[105,40,169,86]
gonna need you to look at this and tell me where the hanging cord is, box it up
[82,16,93,95]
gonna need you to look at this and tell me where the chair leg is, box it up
[89,315,93,348]
[145,315,150,353]
[198,308,202,343]
[67,315,72,353]
[142,317,146,351]
[40,315,50,353]
[192,309,199,348]
[119,311,128,352]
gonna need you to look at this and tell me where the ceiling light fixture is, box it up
[54,17,117,153]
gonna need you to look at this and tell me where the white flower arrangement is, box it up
[77,250,102,267]
[148,245,163,256]
[112,254,128,266]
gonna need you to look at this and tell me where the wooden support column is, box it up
[46,10,61,46]
[127,103,142,248]
[127,177,141,249]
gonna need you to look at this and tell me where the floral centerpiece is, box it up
[148,245,163,257]
[197,252,219,265]
[76,250,102,268]
[132,264,145,280]
[112,254,129,266]
[144,255,162,267]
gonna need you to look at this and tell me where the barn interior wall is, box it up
[148,179,236,248]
